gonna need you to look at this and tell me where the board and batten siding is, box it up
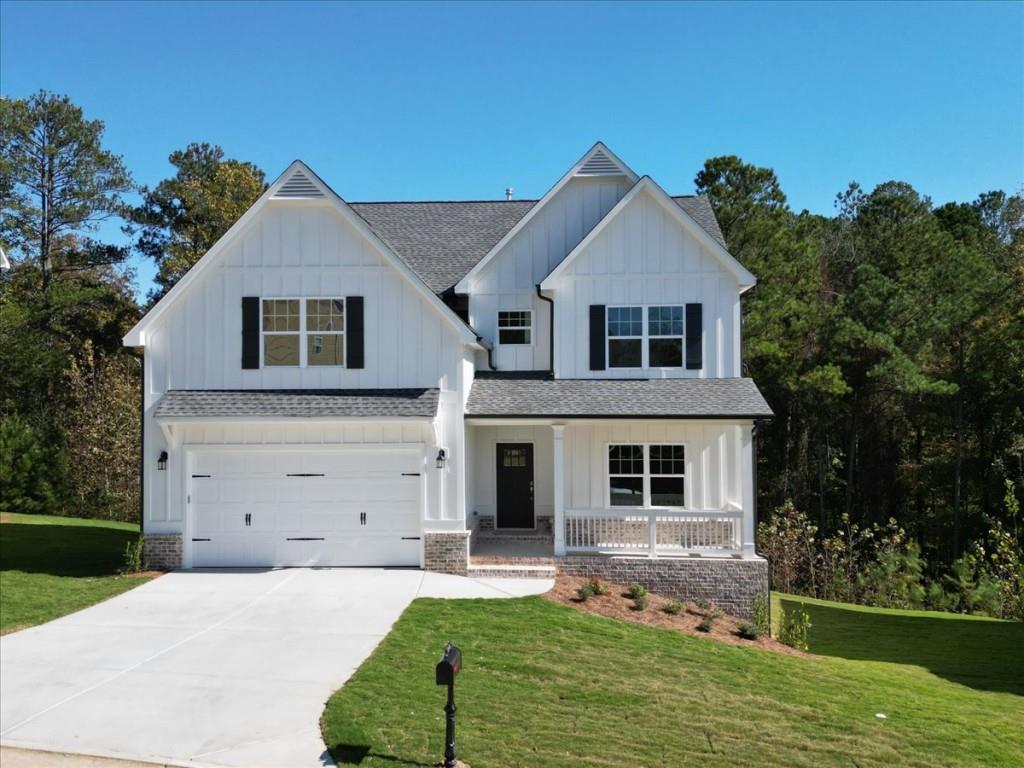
[565,421,743,512]
[548,190,741,379]
[469,177,631,371]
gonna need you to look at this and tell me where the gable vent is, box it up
[577,149,624,176]
[273,169,325,199]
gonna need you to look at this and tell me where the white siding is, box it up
[551,190,741,379]
[565,421,743,512]
[468,177,631,370]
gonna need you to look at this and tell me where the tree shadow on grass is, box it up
[0,522,136,577]
[778,596,1024,696]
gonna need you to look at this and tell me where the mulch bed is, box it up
[544,576,810,657]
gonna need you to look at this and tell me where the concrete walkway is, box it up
[0,568,552,768]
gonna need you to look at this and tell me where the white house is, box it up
[125,143,772,616]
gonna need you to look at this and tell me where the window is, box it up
[498,310,532,345]
[607,444,686,507]
[261,298,344,367]
[607,305,684,369]
[607,306,642,367]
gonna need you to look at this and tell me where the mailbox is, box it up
[435,641,462,686]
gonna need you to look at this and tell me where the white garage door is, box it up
[188,449,423,568]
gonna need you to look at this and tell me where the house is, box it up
[124,143,773,617]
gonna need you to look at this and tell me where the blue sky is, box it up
[2,0,1022,296]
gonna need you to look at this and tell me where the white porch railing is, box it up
[563,509,743,557]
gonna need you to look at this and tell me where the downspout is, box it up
[138,352,145,534]
[752,418,767,635]
[535,284,554,374]
[478,336,497,371]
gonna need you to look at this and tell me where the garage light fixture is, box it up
[157,450,168,471]
[436,449,447,469]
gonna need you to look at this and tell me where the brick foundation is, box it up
[143,533,182,570]
[424,531,470,576]
[557,556,768,619]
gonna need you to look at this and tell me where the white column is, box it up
[552,424,566,556]
[740,423,756,558]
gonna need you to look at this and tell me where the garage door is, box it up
[188,449,422,567]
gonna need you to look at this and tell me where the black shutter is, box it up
[241,297,260,369]
[589,304,606,371]
[347,296,364,369]
[685,303,703,370]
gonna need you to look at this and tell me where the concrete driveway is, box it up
[0,568,551,768]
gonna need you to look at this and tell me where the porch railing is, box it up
[563,509,743,557]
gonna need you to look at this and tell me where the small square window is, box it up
[498,310,532,345]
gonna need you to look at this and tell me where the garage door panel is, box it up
[188,449,423,568]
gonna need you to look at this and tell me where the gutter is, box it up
[535,284,554,374]
[478,335,497,371]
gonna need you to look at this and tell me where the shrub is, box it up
[753,593,770,637]
[696,617,714,632]
[695,597,710,611]
[123,536,145,573]
[778,603,811,651]
[627,583,648,600]
[737,622,761,640]
[663,600,684,615]
[576,584,595,602]
[0,415,58,515]
[631,594,648,611]
[586,578,609,596]
[704,601,724,620]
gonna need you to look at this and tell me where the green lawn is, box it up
[322,594,1023,768]
[0,513,154,634]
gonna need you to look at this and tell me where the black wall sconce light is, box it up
[157,450,168,471]
[436,449,447,469]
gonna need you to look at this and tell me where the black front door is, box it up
[496,443,534,529]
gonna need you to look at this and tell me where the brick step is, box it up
[476,533,555,543]
[467,564,557,579]
[471,554,557,566]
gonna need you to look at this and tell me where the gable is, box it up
[124,161,479,348]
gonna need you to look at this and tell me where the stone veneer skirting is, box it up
[143,533,183,570]
[557,555,768,619]
[424,531,471,576]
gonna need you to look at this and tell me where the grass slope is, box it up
[322,595,1023,768]
[0,513,153,634]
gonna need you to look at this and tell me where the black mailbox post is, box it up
[435,641,462,768]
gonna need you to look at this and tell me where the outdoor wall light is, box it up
[436,449,447,469]
[157,450,168,471]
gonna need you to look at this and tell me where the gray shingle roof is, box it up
[155,389,439,419]
[465,374,772,419]
[349,195,725,293]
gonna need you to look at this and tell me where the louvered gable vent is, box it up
[577,148,625,176]
[273,169,325,199]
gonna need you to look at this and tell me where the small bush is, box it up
[705,601,724,620]
[753,593,770,637]
[587,578,609,596]
[737,622,761,640]
[576,584,595,602]
[778,603,811,651]
[632,594,648,611]
[695,598,711,611]
[123,536,145,573]
[697,616,714,632]
[627,583,648,600]
[663,600,684,615]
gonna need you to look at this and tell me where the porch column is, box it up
[552,424,566,556]
[740,424,756,558]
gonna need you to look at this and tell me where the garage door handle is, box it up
[360,512,367,526]
[245,513,251,527]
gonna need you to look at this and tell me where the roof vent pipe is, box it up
[505,187,513,201]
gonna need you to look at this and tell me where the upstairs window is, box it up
[608,305,684,368]
[498,310,532,345]
[262,298,344,367]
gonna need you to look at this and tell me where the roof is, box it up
[154,389,440,420]
[465,374,773,419]
[350,196,725,294]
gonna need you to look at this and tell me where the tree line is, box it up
[1,92,1021,611]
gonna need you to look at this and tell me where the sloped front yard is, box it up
[322,593,1023,767]
[0,513,154,634]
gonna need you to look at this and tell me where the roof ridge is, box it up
[350,199,539,205]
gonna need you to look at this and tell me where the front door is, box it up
[495,443,534,529]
